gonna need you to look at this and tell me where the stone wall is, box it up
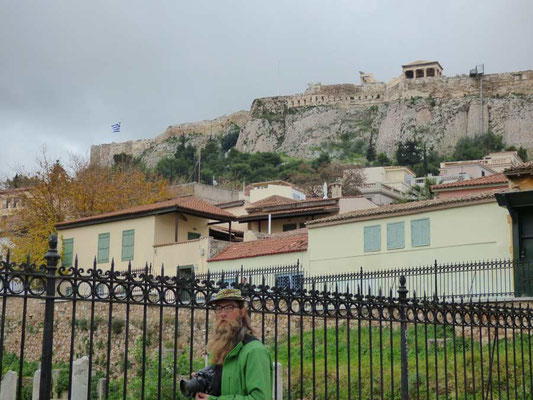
[90,111,249,168]
[0,297,325,379]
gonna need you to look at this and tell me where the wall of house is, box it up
[249,185,304,203]
[509,176,533,191]
[153,213,210,244]
[217,203,249,232]
[307,201,512,274]
[436,186,507,199]
[207,250,307,271]
[58,216,156,271]
[440,164,493,179]
[249,215,319,234]
[338,197,378,213]
[153,237,209,274]
[363,167,386,184]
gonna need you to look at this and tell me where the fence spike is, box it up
[93,256,97,270]
[161,264,165,277]
[110,259,114,273]
[6,248,10,264]
[74,255,78,270]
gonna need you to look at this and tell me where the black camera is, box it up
[180,366,216,397]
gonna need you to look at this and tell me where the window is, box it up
[97,233,110,263]
[62,238,74,267]
[299,222,306,229]
[276,273,304,290]
[411,218,430,247]
[364,225,381,252]
[187,232,201,240]
[387,222,405,250]
[283,224,297,232]
[178,265,194,302]
[121,230,135,261]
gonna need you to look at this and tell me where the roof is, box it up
[56,196,236,229]
[383,166,417,177]
[431,173,508,191]
[248,195,297,208]
[504,161,533,176]
[402,60,443,69]
[215,199,245,209]
[0,187,30,196]
[208,230,308,262]
[307,190,501,227]
[240,196,340,221]
[244,180,305,196]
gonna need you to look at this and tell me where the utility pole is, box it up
[198,147,201,183]
[469,64,485,135]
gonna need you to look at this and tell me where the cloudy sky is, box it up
[1,0,532,179]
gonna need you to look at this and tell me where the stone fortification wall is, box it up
[90,111,249,167]
[90,68,533,168]
[283,70,533,110]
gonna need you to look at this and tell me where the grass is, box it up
[267,322,533,400]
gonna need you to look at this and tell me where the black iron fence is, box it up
[0,236,533,400]
[305,258,531,301]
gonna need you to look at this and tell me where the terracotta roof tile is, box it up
[248,195,298,208]
[505,161,533,175]
[208,230,308,262]
[431,173,508,190]
[307,190,502,226]
[56,196,235,228]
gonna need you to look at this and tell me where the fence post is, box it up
[434,259,438,301]
[398,275,409,400]
[39,234,60,400]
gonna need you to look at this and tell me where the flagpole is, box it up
[198,147,201,184]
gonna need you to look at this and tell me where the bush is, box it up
[111,318,125,335]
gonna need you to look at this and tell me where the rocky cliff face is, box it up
[90,111,249,168]
[90,70,533,167]
[237,94,533,159]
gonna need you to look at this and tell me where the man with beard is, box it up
[195,288,273,400]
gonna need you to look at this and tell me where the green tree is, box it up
[452,132,504,161]
[375,152,392,166]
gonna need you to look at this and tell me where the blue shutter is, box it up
[97,233,110,263]
[62,238,74,267]
[121,230,135,261]
[364,225,381,252]
[387,222,405,250]
[411,218,430,247]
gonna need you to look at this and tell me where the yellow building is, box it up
[55,196,236,275]
[306,191,512,274]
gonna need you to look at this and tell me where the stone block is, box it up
[71,356,89,400]
[0,371,17,400]
[32,370,40,400]
[97,378,106,400]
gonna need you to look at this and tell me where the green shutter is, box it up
[62,238,74,267]
[387,222,405,250]
[97,233,110,263]
[187,232,201,240]
[411,218,430,247]
[121,230,135,261]
[364,225,381,252]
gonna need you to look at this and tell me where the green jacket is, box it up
[210,340,273,400]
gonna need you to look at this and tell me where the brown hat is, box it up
[208,288,245,305]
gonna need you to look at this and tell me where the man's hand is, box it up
[195,393,209,400]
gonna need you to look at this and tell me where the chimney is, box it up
[331,180,342,198]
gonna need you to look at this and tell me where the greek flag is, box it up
[111,122,121,133]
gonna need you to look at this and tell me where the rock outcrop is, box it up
[90,69,533,167]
